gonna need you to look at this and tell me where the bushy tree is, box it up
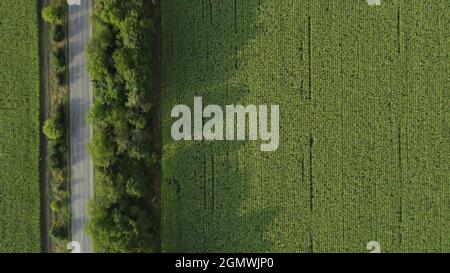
[52,47,66,68]
[126,177,145,198]
[43,118,62,140]
[42,6,60,24]
[89,131,116,168]
[51,224,68,240]
[52,25,65,42]
[50,200,61,212]
[57,71,66,87]
[49,141,65,169]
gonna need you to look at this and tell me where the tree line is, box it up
[85,0,158,252]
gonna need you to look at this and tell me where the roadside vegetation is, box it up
[0,0,41,252]
[86,0,159,252]
[42,0,71,253]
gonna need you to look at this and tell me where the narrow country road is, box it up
[69,0,94,253]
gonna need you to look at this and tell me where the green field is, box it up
[0,0,41,252]
[161,0,450,252]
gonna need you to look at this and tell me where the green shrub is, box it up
[49,141,65,169]
[126,177,145,198]
[43,118,62,140]
[42,5,60,24]
[50,200,61,212]
[51,224,68,240]
[57,71,66,87]
[52,47,66,68]
[52,25,65,42]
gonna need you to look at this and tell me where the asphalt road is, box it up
[69,0,94,253]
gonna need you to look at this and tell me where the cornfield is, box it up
[161,0,450,252]
[0,0,41,252]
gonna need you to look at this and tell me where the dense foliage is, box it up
[86,0,157,252]
[0,0,41,252]
[43,117,63,141]
[42,5,60,24]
